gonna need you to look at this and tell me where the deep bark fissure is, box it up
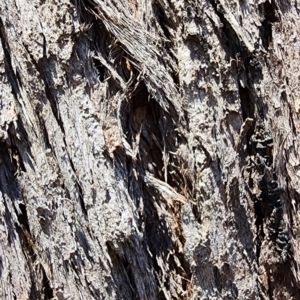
[0,17,20,100]
[258,0,280,51]
[41,268,54,300]
[75,2,193,297]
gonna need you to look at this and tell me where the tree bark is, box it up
[0,0,299,299]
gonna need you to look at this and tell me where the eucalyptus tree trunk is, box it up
[0,0,300,299]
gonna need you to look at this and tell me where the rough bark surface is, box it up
[0,0,300,299]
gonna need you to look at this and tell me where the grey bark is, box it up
[0,0,299,299]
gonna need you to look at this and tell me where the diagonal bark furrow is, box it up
[85,0,182,115]
[111,83,191,298]
[258,0,279,51]
[77,1,193,298]
[106,241,141,299]
[207,3,296,295]
[249,123,298,297]
[0,17,21,100]
[36,59,66,136]
[17,223,55,300]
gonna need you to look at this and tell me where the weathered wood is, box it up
[0,0,300,299]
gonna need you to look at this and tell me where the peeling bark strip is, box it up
[0,0,300,299]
